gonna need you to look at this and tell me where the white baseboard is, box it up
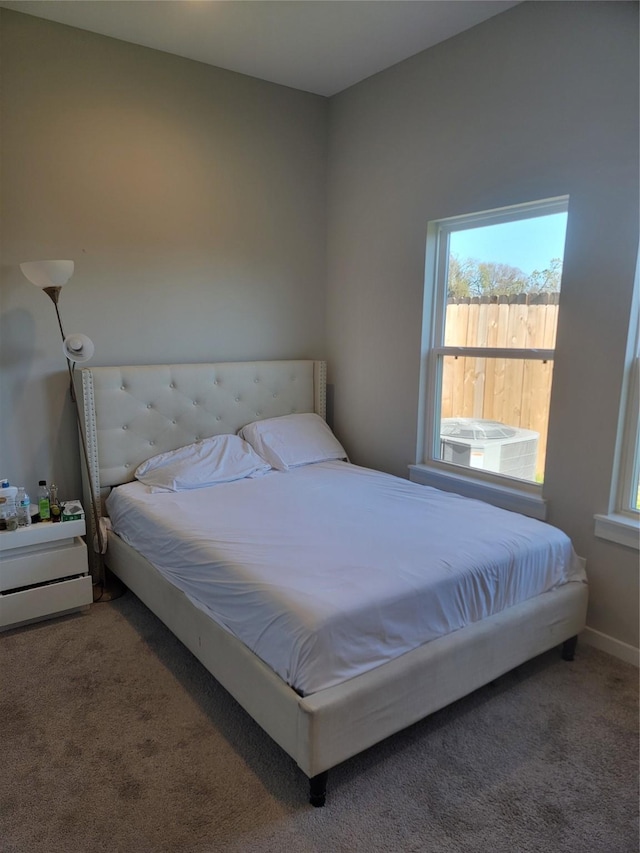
[581,627,639,667]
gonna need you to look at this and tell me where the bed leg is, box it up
[561,635,578,661]
[309,771,328,808]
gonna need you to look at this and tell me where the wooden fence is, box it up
[442,293,559,479]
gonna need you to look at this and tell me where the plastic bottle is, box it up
[49,483,62,523]
[38,480,51,521]
[16,487,32,527]
[0,479,18,530]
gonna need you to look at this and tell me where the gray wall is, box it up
[0,10,328,498]
[326,1,639,649]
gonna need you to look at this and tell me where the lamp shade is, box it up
[20,260,74,288]
[63,334,94,363]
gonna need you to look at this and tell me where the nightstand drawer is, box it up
[0,575,92,630]
[0,537,88,591]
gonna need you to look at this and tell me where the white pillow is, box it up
[134,434,271,491]
[239,413,347,471]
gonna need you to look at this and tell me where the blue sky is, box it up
[450,213,568,275]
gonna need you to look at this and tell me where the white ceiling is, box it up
[1,0,522,96]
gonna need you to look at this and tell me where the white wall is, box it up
[326,2,639,649]
[0,10,328,499]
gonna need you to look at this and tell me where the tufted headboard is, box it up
[80,360,326,525]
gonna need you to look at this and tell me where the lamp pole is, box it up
[20,261,122,601]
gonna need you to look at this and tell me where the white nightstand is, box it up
[0,519,92,630]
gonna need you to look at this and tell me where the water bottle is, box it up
[38,480,51,521]
[16,487,31,527]
[0,479,18,530]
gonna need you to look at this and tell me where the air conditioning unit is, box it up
[440,418,539,482]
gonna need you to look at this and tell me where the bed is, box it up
[80,359,588,806]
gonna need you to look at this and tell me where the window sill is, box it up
[408,464,547,520]
[594,513,640,550]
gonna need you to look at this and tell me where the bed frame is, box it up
[81,359,588,806]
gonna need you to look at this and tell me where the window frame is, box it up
[594,255,640,549]
[618,352,640,517]
[414,196,569,515]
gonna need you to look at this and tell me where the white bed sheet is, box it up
[106,461,586,695]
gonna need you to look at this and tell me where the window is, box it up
[618,330,640,517]
[595,257,640,548]
[416,197,569,505]
[622,376,640,513]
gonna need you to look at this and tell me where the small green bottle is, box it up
[50,483,61,523]
[38,480,50,521]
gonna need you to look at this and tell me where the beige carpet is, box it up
[1,590,637,853]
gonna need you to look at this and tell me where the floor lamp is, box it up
[20,260,123,602]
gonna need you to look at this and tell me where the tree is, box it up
[447,253,562,299]
[475,261,527,297]
[524,258,563,295]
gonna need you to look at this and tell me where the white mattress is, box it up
[106,461,586,695]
